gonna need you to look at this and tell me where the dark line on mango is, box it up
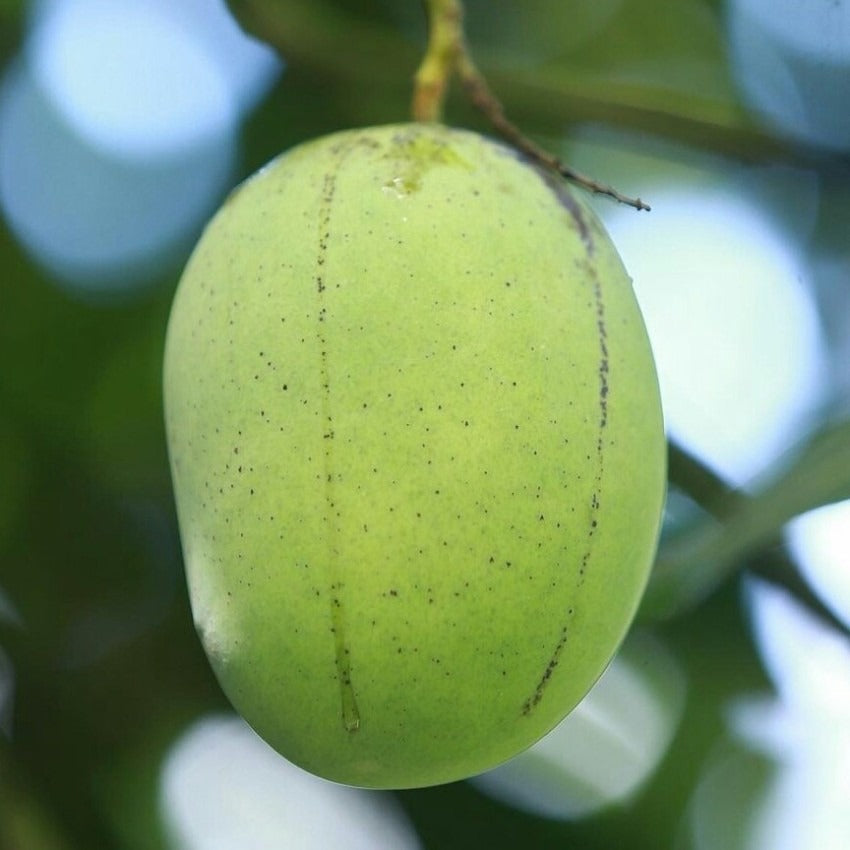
[521,255,608,717]
[521,625,568,715]
[315,142,360,733]
[534,167,595,255]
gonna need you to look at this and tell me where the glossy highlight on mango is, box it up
[163,123,666,789]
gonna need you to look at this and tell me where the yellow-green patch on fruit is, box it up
[163,123,665,789]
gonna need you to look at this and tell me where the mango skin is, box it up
[163,123,666,789]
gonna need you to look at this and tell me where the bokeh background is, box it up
[1,1,849,847]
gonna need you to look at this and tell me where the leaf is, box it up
[222,0,826,171]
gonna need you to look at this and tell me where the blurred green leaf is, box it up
[0,739,75,850]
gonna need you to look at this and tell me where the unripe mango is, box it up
[163,123,665,789]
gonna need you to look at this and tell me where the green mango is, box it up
[163,123,666,789]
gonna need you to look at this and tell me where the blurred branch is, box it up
[747,545,850,639]
[644,420,850,622]
[666,441,745,521]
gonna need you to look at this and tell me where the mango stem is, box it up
[412,0,464,122]
[412,0,650,211]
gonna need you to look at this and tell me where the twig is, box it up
[457,55,650,210]
[413,0,649,211]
